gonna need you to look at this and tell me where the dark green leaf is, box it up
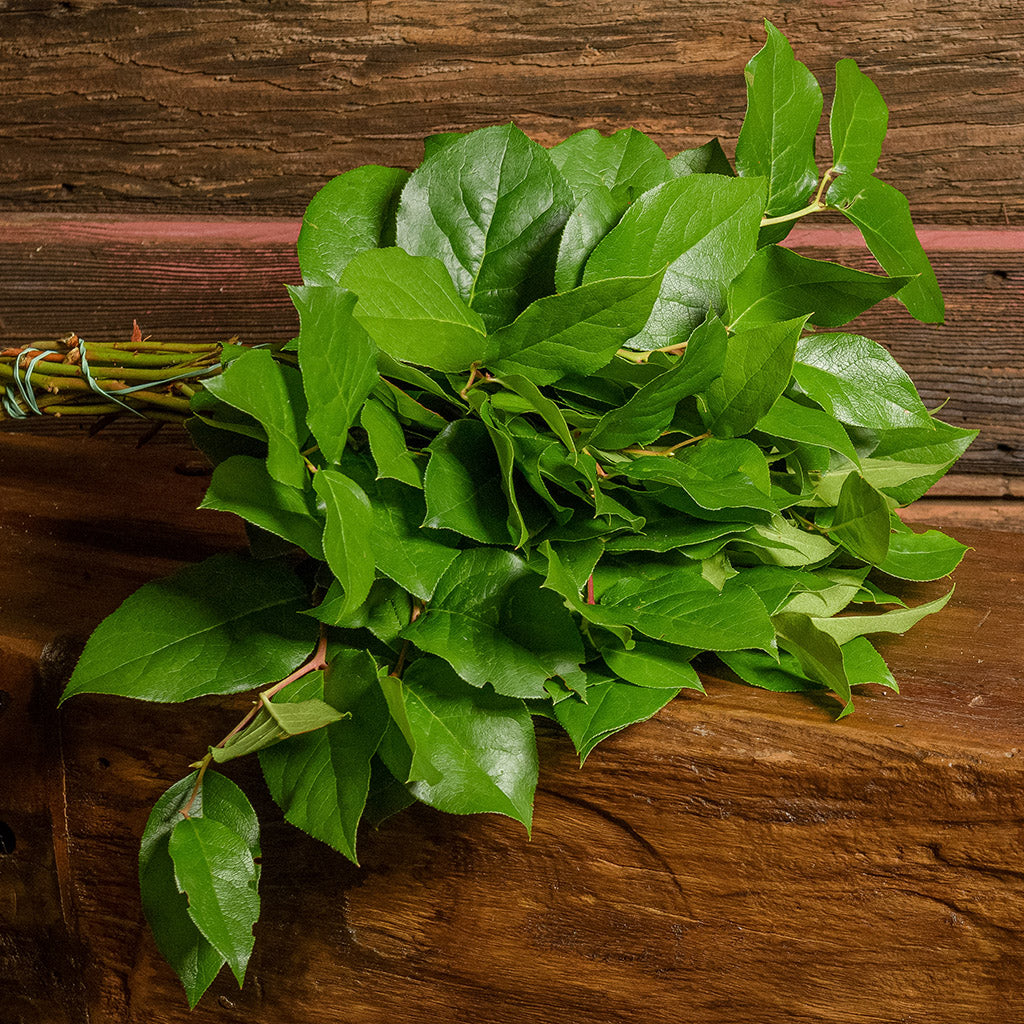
[297,165,410,284]
[493,374,575,452]
[290,285,378,464]
[396,123,574,330]
[735,20,823,215]
[549,127,672,202]
[826,173,944,323]
[829,472,891,564]
[341,248,487,371]
[772,611,852,711]
[313,469,375,617]
[200,455,323,558]
[554,185,630,293]
[727,245,909,330]
[62,554,317,703]
[830,58,888,178]
[360,397,424,488]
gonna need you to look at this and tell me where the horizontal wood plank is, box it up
[1,433,1023,1021]
[0,1,1021,221]
[1,217,1020,476]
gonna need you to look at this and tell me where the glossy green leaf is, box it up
[735,20,823,215]
[829,472,891,564]
[203,349,308,490]
[297,165,410,284]
[826,173,944,323]
[314,469,375,617]
[812,588,953,646]
[865,420,977,505]
[394,657,539,830]
[169,817,260,987]
[340,248,486,371]
[423,419,512,545]
[62,554,317,704]
[556,676,682,764]
[729,516,837,567]
[588,311,729,449]
[755,395,860,464]
[483,272,665,386]
[830,58,888,177]
[201,455,323,558]
[728,245,909,330]
[554,185,630,293]
[773,611,852,710]
[669,139,734,177]
[403,547,585,699]
[698,315,806,437]
[549,127,672,202]
[396,123,573,330]
[876,526,968,581]
[360,397,424,488]
[260,650,389,863]
[601,641,703,691]
[583,174,767,349]
[290,285,378,464]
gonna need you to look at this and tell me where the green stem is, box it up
[760,200,825,227]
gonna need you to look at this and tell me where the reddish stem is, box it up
[586,574,596,605]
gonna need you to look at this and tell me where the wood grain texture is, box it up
[1,217,1020,476]
[1,433,1023,1022]
[1,1,1021,221]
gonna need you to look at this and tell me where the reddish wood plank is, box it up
[1,433,1022,1021]
[0,1,1021,222]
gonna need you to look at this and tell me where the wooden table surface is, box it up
[2,430,1023,1023]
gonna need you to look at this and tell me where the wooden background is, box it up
[1,2,1023,1021]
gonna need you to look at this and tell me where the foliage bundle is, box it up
[56,23,974,1005]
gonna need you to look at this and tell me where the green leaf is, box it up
[583,174,767,349]
[728,245,909,330]
[793,333,934,431]
[493,374,575,453]
[554,185,630,293]
[773,611,852,710]
[601,641,703,691]
[360,397,424,488]
[260,649,389,863]
[396,123,574,330]
[201,455,323,558]
[340,248,487,371]
[757,395,860,465]
[313,469,376,617]
[169,816,260,987]
[830,59,888,178]
[393,657,539,831]
[698,316,806,437]
[729,516,838,567]
[549,127,672,202]
[63,554,317,704]
[735,20,823,216]
[864,420,977,505]
[483,272,665,386]
[403,547,585,699]
[812,589,953,646]
[297,165,410,284]
[203,349,308,490]
[588,311,729,450]
[826,173,944,323]
[290,285,378,464]
[876,526,969,581]
[423,419,512,545]
[829,472,891,564]
[669,139,734,177]
[554,676,682,764]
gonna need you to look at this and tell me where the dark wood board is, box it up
[1,433,1023,1022]
[1,1,1021,221]
[1,219,1021,478]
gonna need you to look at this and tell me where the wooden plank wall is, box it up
[1,0,1022,479]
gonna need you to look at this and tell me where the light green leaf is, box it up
[830,58,888,178]
[773,611,852,710]
[203,349,308,490]
[169,817,260,987]
[583,174,767,349]
[297,165,410,284]
[396,123,574,330]
[601,641,703,691]
[403,547,585,699]
[865,420,977,505]
[729,516,838,568]
[728,245,909,330]
[549,127,672,202]
[735,20,823,216]
[201,455,323,558]
[494,374,575,453]
[876,526,969,581]
[755,395,860,464]
[341,248,487,371]
[826,173,944,323]
[314,469,375,617]
[62,554,317,704]
[290,285,378,464]
[395,658,539,830]
[484,272,665,386]
[698,316,806,437]
[360,397,424,488]
[829,472,891,564]
[554,185,630,293]
[812,589,953,646]
[670,139,734,177]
